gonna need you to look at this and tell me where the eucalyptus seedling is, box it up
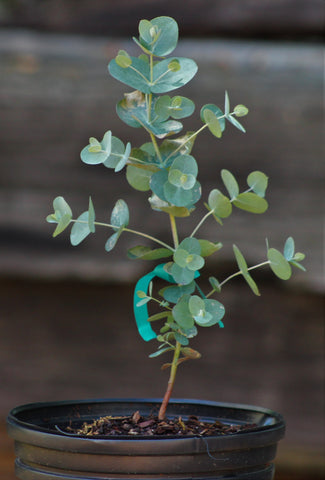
[47,16,305,421]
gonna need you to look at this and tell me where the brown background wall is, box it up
[0,1,324,478]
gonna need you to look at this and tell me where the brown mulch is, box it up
[66,411,256,437]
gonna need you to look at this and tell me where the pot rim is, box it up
[7,397,285,453]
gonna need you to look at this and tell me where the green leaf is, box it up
[196,299,225,327]
[234,104,249,117]
[233,192,268,213]
[209,276,221,293]
[80,131,112,165]
[242,271,260,296]
[110,199,129,230]
[161,282,195,303]
[102,136,126,169]
[198,239,222,257]
[115,141,131,172]
[151,57,198,94]
[283,237,295,261]
[224,91,230,115]
[148,311,172,322]
[149,347,174,358]
[126,164,155,191]
[233,245,248,274]
[88,197,96,233]
[117,92,183,138]
[127,245,173,260]
[188,295,205,317]
[70,211,91,246]
[203,109,222,138]
[208,189,232,218]
[171,263,195,285]
[115,50,132,68]
[48,197,73,237]
[221,170,239,200]
[268,248,292,280]
[138,16,178,57]
[233,245,260,294]
[108,55,151,93]
[200,104,226,132]
[105,230,122,252]
[172,294,194,329]
[174,332,189,345]
[227,114,246,133]
[247,171,268,197]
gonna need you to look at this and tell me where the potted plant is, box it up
[7,16,305,480]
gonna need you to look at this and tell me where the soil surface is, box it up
[68,411,256,437]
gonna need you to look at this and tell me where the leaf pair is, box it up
[267,237,306,280]
[46,197,96,246]
[172,293,225,330]
[109,55,198,95]
[201,92,249,138]
[105,200,130,252]
[171,238,204,285]
[150,154,201,207]
[207,170,268,222]
[80,131,131,173]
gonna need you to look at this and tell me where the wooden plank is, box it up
[0,31,323,288]
[1,0,323,39]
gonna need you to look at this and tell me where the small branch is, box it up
[190,210,214,238]
[206,260,271,297]
[70,219,174,251]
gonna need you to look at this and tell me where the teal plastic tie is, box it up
[133,264,200,341]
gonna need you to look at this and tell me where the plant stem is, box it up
[206,260,271,297]
[158,341,181,420]
[190,210,214,237]
[169,214,179,248]
[70,219,174,251]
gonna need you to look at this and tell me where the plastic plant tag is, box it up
[133,263,200,341]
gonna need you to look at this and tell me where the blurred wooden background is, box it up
[0,1,324,479]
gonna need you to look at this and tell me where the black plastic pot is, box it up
[7,398,285,479]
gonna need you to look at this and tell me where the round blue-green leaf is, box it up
[179,237,201,255]
[200,104,225,131]
[151,57,198,94]
[221,170,239,200]
[70,211,91,246]
[208,189,232,218]
[171,264,195,285]
[198,299,225,327]
[105,230,121,252]
[172,294,194,329]
[283,237,295,261]
[108,56,151,93]
[203,109,222,138]
[171,154,198,177]
[110,199,129,230]
[247,171,268,198]
[170,96,195,119]
[126,165,153,191]
[162,282,195,303]
[268,248,292,280]
[150,169,168,202]
[139,17,178,57]
[233,192,268,213]
[164,181,197,207]
[198,240,223,257]
[103,136,126,169]
[188,295,205,317]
